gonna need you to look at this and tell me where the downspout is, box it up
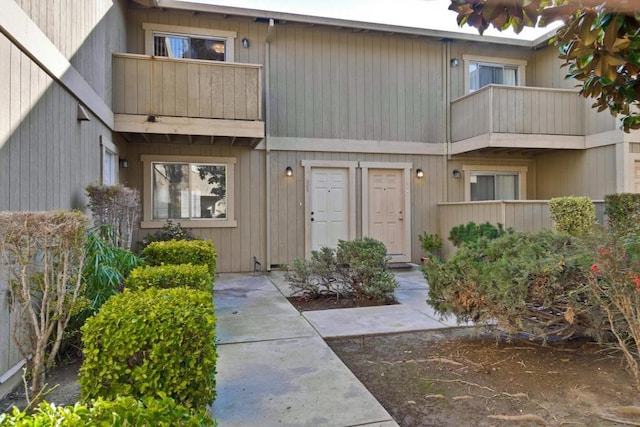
[265,19,275,271]
[445,40,452,160]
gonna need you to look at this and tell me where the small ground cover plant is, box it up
[285,237,398,303]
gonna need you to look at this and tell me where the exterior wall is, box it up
[268,150,446,266]
[126,142,266,273]
[268,25,445,143]
[0,0,128,399]
[536,146,617,199]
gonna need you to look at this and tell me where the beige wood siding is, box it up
[268,150,446,266]
[112,54,262,120]
[126,142,266,273]
[536,146,617,199]
[268,26,445,143]
[14,0,127,107]
[451,85,584,141]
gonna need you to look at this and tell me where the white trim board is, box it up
[267,137,445,155]
[0,0,114,129]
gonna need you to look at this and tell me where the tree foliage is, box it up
[448,0,640,131]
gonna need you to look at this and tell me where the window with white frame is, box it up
[143,23,236,62]
[462,165,528,201]
[470,172,519,201]
[141,155,236,228]
[463,55,527,93]
[100,136,118,185]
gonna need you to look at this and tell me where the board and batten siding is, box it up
[268,150,446,266]
[126,142,266,273]
[268,25,445,143]
[14,0,127,107]
[536,146,617,200]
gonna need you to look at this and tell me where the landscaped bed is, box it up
[329,328,640,427]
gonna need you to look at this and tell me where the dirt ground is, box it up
[329,328,640,427]
[287,295,396,311]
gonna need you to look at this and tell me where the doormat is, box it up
[387,262,412,270]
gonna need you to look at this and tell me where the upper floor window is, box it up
[463,55,527,93]
[143,23,236,62]
[154,34,227,61]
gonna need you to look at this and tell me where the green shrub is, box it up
[286,238,398,302]
[126,264,213,293]
[336,238,398,301]
[80,288,216,408]
[143,240,216,275]
[424,230,593,339]
[448,221,510,248]
[0,396,215,426]
[605,193,640,236]
[137,220,200,253]
[418,232,443,257]
[549,196,595,236]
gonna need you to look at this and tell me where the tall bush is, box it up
[424,230,593,340]
[605,193,640,236]
[586,230,640,389]
[549,196,595,236]
[86,184,140,249]
[80,287,217,408]
[142,239,217,275]
[0,211,88,398]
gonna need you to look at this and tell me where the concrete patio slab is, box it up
[302,305,451,338]
[213,336,397,427]
[216,312,316,344]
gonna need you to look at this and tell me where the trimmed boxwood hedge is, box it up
[126,264,213,293]
[0,396,215,426]
[142,240,216,275]
[79,288,216,409]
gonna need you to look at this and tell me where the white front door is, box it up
[311,168,349,251]
[368,169,404,255]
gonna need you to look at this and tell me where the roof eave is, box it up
[155,0,552,47]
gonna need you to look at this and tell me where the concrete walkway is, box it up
[212,267,463,427]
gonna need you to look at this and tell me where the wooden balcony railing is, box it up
[113,54,262,121]
[450,85,585,142]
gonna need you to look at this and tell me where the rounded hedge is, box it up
[142,240,216,276]
[126,264,213,293]
[79,288,216,409]
[0,396,215,426]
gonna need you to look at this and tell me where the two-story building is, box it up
[2,0,640,395]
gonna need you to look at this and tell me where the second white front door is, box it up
[310,168,349,251]
[368,169,404,255]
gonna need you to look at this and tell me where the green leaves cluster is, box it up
[549,196,596,236]
[605,193,640,236]
[79,288,217,409]
[448,221,511,248]
[448,0,640,132]
[286,238,398,302]
[424,230,592,338]
[126,264,213,293]
[0,396,215,426]
[143,240,217,276]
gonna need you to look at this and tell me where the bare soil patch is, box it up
[329,329,640,427]
[287,295,397,312]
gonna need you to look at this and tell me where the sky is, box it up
[179,0,559,41]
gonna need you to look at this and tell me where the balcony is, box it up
[450,85,585,154]
[112,54,264,146]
